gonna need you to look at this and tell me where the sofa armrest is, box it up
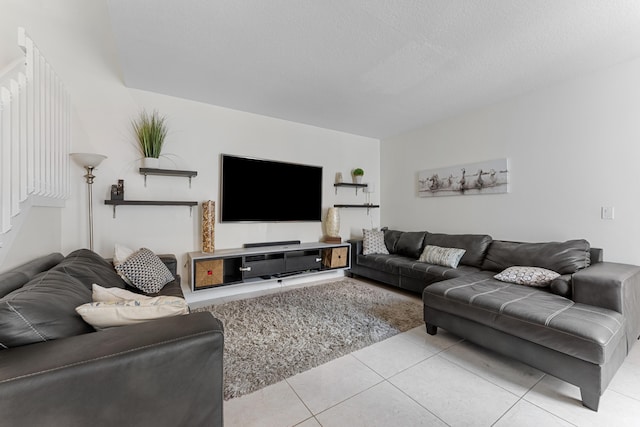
[348,239,363,266]
[0,312,224,427]
[573,262,640,347]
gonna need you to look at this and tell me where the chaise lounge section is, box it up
[349,230,640,410]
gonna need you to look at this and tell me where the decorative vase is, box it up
[142,157,160,168]
[202,200,215,253]
[325,207,340,238]
[353,175,363,184]
[335,172,343,183]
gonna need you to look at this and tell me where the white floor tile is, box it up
[389,355,518,426]
[624,341,640,367]
[401,325,464,353]
[439,340,544,396]
[224,380,312,427]
[493,399,574,427]
[352,333,436,378]
[524,375,640,427]
[609,360,640,401]
[316,381,447,427]
[286,354,384,414]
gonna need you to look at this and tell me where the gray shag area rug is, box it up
[195,279,423,400]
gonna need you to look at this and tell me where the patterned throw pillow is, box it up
[76,296,188,330]
[363,229,389,255]
[419,245,466,268]
[494,266,560,287]
[114,248,175,293]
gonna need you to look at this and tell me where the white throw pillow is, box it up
[92,283,150,302]
[494,266,560,287]
[114,248,175,294]
[419,245,466,268]
[76,296,189,330]
[113,244,135,266]
[362,229,389,255]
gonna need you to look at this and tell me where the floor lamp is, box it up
[70,153,107,251]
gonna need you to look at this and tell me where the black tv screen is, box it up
[220,154,323,222]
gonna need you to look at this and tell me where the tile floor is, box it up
[219,280,640,426]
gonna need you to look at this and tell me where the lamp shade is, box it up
[70,152,107,168]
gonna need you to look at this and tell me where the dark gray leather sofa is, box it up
[349,231,640,411]
[0,249,224,427]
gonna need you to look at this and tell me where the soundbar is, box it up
[244,240,301,248]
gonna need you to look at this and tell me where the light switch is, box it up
[601,206,615,220]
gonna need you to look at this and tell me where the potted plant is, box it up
[132,109,168,168]
[352,168,364,184]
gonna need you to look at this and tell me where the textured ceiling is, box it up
[107,0,640,139]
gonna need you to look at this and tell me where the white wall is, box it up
[1,0,380,272]
[381,57,640,265]
[80,88,380,259]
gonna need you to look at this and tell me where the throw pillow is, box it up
[418,245,466,268]
[92,283,149,302]
[75,296,189,330]
[113,244,135,266]
[113,244,136,286]
[494,266,560,287]
[114,248,175,294]
[362,229,389,255]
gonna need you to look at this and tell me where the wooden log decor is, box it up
[202,200,215,253]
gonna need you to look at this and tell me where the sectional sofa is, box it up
[349,230,640,411]
[0,249,224,427]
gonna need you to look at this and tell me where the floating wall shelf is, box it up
[139,168,198,188]
[333,203,380,214]
[104,200,198,218]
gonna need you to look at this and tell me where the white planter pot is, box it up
[353,175,363,184]
[142,157,160,169]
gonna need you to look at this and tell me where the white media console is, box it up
[187,242,351,291]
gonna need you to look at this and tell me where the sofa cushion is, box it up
[482,239,591,275]
[422,233,492,268]
[0,270,94,348]
[423,272,624,364]
[395,231,426,259]
[494,266,560,287]
[419,245,466,268]
[362,229,389,255]
[400,262,480,285]
[51,249,126,290]
[115,248,175,294]
[0,253,65,298]
[357,254,418,274]
[383,229,404,254]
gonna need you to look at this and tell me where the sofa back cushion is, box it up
[394,231,427,259]
[482,239,591,274]
[0,270,94,349]
[422,233,492,268]
[383,229,404,254]
[0,253,64,298]
[51,249,126,290]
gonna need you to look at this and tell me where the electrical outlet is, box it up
[601,206,615,220]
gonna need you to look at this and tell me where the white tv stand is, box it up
[187,242,350,291]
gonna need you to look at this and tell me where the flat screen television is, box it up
[220,154,323,222]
